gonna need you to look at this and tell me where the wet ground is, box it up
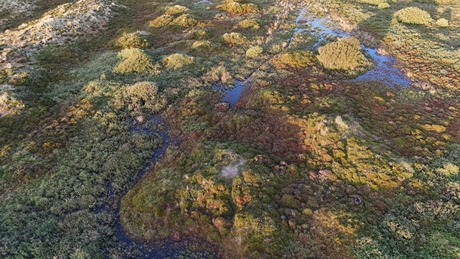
[295,8,411,87]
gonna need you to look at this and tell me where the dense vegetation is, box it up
[1,0,460,258]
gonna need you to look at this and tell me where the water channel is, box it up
[108,116,216,258]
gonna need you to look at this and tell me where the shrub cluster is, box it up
[217,0,259,15]
[149,5,197,29]
[115,32,149,49]
[149,15,174,28]
[356,0,387,5]
[246,46,263,57]
[162,53,194,69]
[238,19,260,30]
[436,18,449,27]
[113,81,165,115]
[272,50,316,69]
[394,7,432,25]
[113,48,154,74]
[165,5,188,15]
[191,40,211,49]
[223,32,247,45]
[317,37,373,75]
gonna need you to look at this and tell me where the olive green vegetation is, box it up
[1,0,460,258]
[394,7,433,25]
[317,37,373,76]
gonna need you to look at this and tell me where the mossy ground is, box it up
[1,0,460,258]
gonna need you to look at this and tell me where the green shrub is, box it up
[171,14,197,27]
[217,0,259,15]
[357,0,387,5]
[115,32,149,49]
[394,7,432,25]
[223,32,247,45]
[414,0,456,4]
[149,15,174,28]
[191,40,211,49]
[317,37,373,75]
[436,18,449,27]
[162,53,194,69]
[272,50,316,69]
[238,19,260,30]
[113,81,165,114]
[246,46,263,57]
[165,5,188,15]
[113,48,154,74]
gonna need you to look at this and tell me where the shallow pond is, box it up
[213,79,251,106]
[295,8,411,87]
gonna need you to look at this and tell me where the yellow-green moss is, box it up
[113,48,154,74]
[317,37,373,75]
[394,7,432,25]
[115,32,149,49]
[246,46,263,57]
[217,0,259,15]
[436,18,449,27]
[272,50,316,69]
[162,53,195,69]
[171,14,198,27]
[149,15,174,28]
[191,40,211,49]
[223,32,247,45]
[238,19,260,29]
[165,5,188,15]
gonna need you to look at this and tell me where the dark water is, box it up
[108,116,217,258]
[294,8,411,87]
[213,79,251,106]
[354,47,411,87]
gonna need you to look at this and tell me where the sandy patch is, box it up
[221,159,245,179]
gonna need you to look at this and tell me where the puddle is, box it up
[354,47,411,87]
[293,8,411,87]
[213,79,251,106]
[293,8,350,49]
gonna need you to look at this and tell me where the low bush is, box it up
[171,14,197,27]
[115,32,149,49]
[165,5,188,15]
[436,18,449,27]
[239,19,260,30]
[357,0,387,5]
[272,50,316,69]
[113,48,154,74]
[191,40,211,49]
[113,81,165,115]
[394,7,432,25]
[317,37,373,75]
[223,32,247,45]
[149,15,174,28]
[162,53,194,69]
[246,46,263,57]
[217,0,259,15]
